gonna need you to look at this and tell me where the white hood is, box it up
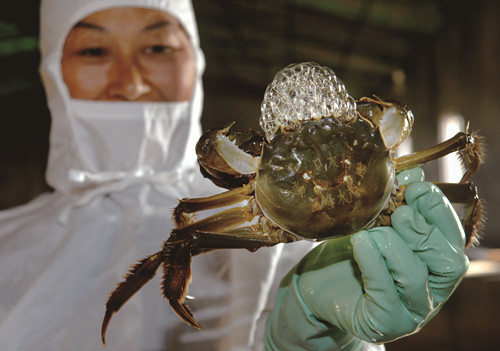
[40,0,205,193]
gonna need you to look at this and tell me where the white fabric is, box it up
[0,0,315,350]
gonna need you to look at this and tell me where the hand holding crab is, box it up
[101,62,485,346]
[265,167,473,350]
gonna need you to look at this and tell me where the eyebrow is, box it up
[74,21,106,31]
[143,20,173,32]
[73,20,173,33]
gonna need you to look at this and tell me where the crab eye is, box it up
[259,62,357,140]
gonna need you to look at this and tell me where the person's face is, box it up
[61,7,196,101]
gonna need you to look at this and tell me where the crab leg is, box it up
[395,132,468,170]
[192,224,297,254]
[434,182,479,203]
[394,131,483,180]
[434,182,486,247]
[164,224,296,330]
[102,251,163,346]
[101,198,296,343]
[102,206,257,342]
[173,182,254,226]
[103,183,255,344]
[164,206,299,330]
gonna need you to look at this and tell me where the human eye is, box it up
[77,47,108,57]
[144,44,178,55]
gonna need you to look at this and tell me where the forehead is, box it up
[72,7,183,35]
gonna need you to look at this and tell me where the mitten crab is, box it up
[101,62,485,344]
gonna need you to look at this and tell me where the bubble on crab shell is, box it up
[260,62,357,140]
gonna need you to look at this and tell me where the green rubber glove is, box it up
[265,168,469,351]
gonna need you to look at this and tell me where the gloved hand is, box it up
[265,167,469,351]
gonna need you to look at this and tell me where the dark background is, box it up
[1,1,499,350]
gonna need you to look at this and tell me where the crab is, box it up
[101,62,485,344]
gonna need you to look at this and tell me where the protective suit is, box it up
[0,0,314,350]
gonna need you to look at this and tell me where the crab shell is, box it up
[255,116,395,240]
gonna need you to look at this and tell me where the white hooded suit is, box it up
[0,0,314,350]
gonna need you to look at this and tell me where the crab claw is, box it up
[357,96,414,151]
[195,123,264,190]
[101,251,163,346]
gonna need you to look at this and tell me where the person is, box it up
[0,0,315,349]
[0,0,468,350]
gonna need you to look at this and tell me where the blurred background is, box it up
[0,0,498,349]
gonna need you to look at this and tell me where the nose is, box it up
[106,57,151,101]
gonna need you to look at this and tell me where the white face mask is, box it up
[48,98,202,222]
[45,92,202,193]
[68,99,194,181]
